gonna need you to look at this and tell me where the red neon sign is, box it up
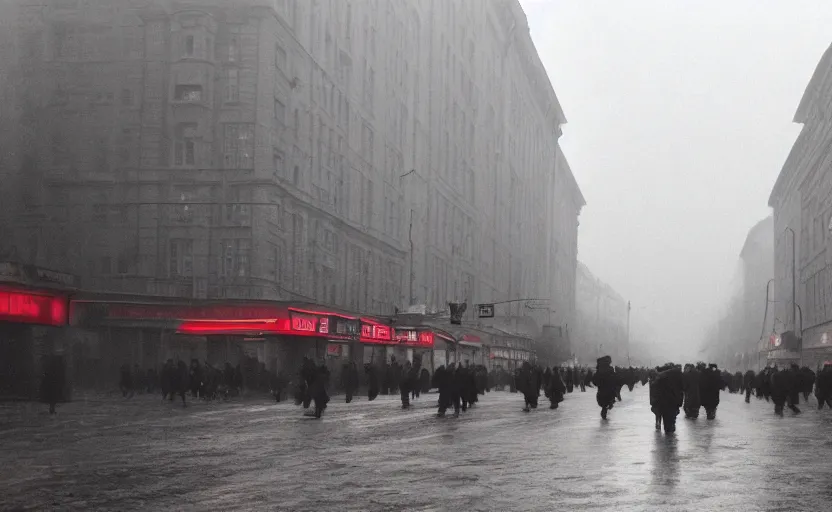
[291,314,317,332]
[0,290,67,326]
[360,321,393,344]
[319,317,329,334]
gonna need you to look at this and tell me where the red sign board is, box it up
[291,313,317,332]
[361,322,393,344]
[394,329,434,348]
[0,290,67,326]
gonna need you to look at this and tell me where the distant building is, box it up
[768,43,832,369]
[574,262,628,365]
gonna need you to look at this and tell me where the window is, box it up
[174,123,197,166]
[183,35,195,57]
[224,69,239,102]
[275,43,287,72]
[273,149,284,180]
[224,187,251,223]
[220,239,250,277]
[223,124,254,169]
[121,88,134,106]
[169,239,193,277]
[174,84,202,102]
[227,36,239,62]
[274,98,285,126]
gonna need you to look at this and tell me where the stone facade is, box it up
[769,43,832,368]
[574,262,628,365]
[1,0,583,327]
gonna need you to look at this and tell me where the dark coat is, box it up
[592,365,617,407]
[651,366,684,411]
[699,367,722,409]
[682,367,701,409]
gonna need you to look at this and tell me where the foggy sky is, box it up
[519,0,832,361]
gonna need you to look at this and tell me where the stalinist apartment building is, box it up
[2,0,584,329]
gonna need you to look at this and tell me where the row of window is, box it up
[168,239,250,278]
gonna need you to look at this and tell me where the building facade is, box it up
[1,0,582,344]
[574,262,628,365]
[769,43,832,369]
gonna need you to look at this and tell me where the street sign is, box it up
[477,303,495,318]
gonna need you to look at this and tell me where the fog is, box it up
[520,0,832,362]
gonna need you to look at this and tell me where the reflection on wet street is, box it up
[1,386,831,511]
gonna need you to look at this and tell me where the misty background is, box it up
[519,0,832,362]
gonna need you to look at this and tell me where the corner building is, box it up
[1,0,584,392]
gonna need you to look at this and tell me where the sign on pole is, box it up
[477,303,495,318]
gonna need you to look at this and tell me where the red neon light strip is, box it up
[0,290,67,326]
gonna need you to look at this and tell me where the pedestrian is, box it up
[564,366,574,393]
[771,364,801,415]
[342,360,359,403]
[743,370,755,403]
[400,361,413,408]
[592,356,617,419]
[420,367,431,395]
[798,366,816,403]
[365,363,379,401]
[815,363,832,409]
[40,355,64,415]
[270,370,288,402]
[578,368,587,392]
[310,363,330,418]
[682,363,701,419]
[517,362,540,412]
[547,366,566,409]
[455,363,471,412]
[700,363,721,420]
[189,359,204,399]
[650,363,684,434]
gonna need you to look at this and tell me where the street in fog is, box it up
[2,387,831,512]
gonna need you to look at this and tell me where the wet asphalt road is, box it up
[1,386,831,512]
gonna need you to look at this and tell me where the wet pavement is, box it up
[1,386,831,511]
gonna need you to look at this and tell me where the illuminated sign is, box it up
[0,290,67,326]
[394,329,434,348]
[318,317,329,334]
[361,322,393,344]
[291,313,317,332]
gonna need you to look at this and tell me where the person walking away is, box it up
[798,366,816,403]
[743,370,756,403]
[651,363,684,434]
[592,356,617,419]
[565,367,574,393]
[365,363,379,401]
[400,361,413,409]
[547,367,566,409]
[342,360,359,403]
[434,365,450,417]
[682,363,701,419]
[310,363,330,418]
[649,368,661,430]
[699,363,721,420]
[815,363,832,409]
[455,363,471,412]
[578,368,587,392]
[189,359,204,399]
[420,367,431,395]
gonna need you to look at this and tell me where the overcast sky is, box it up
[518,0,832,360]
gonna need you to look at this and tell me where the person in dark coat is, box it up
[436,365,461,417]
[171,360,189,407]
[772,364,801,415]
[815,363,832,409]
[389,357,402,395]
[309,363,330,418]
[400,361,413,408]
[593,356,617,419]
[564,367,574,393]
[40,356,64,414]
[743,370,756,403]
[365,363,379,401]
[584,368,594,388]
[578,368,587,392]
[732,371,743,394]
[651,363,684,434]
[119,363,134,398]
[699,363,722,420]
[517,362,539,412]
[682,363,701,419]
[420,367,431,394]
[543,367,552,391]
[455,363,471,412]
[798,367,816,402]
[342,361,359,403]
[547,367,566,409]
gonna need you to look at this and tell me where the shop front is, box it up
[68,297,361,390]
[0,285,70,399]
[799,326,832,370]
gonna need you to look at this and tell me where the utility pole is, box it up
[626,300,631,367]
[408,208,414,305]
